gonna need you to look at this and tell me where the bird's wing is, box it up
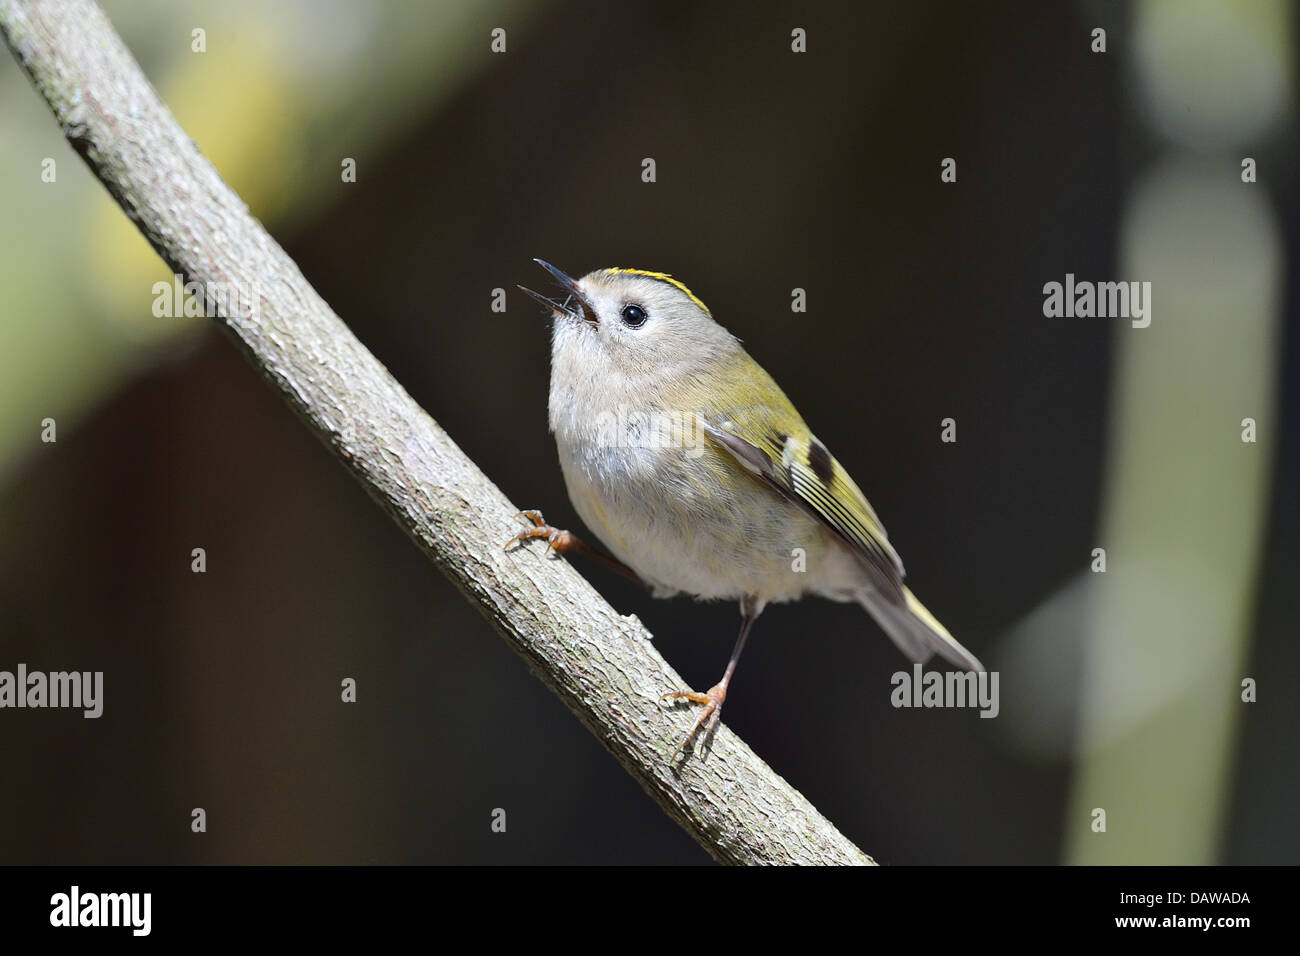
[704,414,907,604]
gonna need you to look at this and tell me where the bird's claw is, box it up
[503,509,573,555]
[660,684,727,759]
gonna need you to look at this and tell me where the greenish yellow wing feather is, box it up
[703,407,907,605]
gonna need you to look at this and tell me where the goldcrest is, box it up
[510,260,983,756]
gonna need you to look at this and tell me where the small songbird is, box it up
[509,260,983,757]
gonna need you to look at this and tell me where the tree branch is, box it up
[0,0,873,865]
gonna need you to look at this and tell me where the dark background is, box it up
[0,0,1295,864]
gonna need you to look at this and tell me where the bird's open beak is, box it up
[518,259,599,327]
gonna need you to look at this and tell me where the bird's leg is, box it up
[504,510,648,588]
[661,598,761,759]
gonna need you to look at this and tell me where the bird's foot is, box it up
[660,683,727,759]
[503,510,579,555]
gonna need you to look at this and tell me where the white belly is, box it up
[555,434,865,605]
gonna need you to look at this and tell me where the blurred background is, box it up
[0,0,1295,864]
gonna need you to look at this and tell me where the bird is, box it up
[508,259,983,757]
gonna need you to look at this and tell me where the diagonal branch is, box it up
[0,0,873,865]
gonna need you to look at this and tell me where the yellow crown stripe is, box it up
[603,268,712,316]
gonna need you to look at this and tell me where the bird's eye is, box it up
[620,304,647,328]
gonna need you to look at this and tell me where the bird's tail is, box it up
[859,586,984,672]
